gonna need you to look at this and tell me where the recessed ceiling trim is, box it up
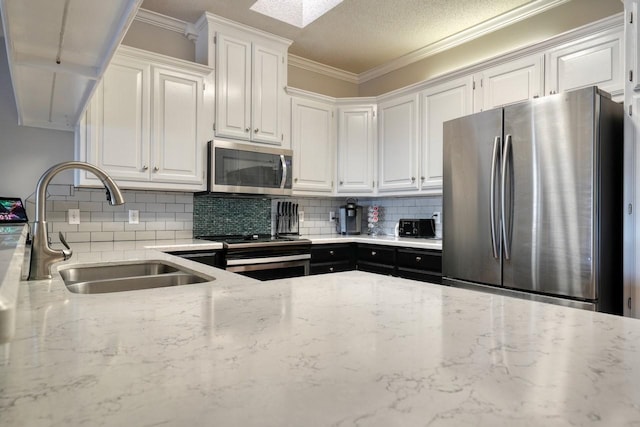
[359,0,571,83]
[288,54,358,84]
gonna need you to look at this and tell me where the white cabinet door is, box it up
[337,105,376,193]
[216,34,252,140]
[474,54,544,113]
[378,93,419,192]
[152,67,204,185]
[420,76,473,190]
[291,97,335,193]
[546,28,623,97]
[252,44,284,144]
[83,57,151,184]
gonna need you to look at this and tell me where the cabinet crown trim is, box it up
[195,12,292,48]
[117,45,213,75]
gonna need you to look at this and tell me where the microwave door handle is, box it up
[490,136,500,260]
[501,134,512,260]
[279,154,287,189]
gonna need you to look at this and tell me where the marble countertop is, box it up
[2,227,640,425]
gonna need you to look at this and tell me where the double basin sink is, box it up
[58,260,214,294]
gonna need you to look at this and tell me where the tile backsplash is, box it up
[29,185,194,243]
[193,195,270,236]
[270,196,443,237]
[34,186,443,243]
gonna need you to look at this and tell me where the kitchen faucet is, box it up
[28,161,125,280]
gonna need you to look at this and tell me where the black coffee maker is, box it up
[338,198,362,235]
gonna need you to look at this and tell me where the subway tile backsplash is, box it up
[30,185,194,243]
[271,196,442,237]
[33,185,442,243]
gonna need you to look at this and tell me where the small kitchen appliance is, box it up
[338,198,362,235]
[398,219,436,238]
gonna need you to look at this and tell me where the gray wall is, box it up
[0,44,75,206]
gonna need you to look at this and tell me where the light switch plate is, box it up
[129,210,139,224]
[329,211,336,222]
[299,210,305,223]
[68,209,80,225]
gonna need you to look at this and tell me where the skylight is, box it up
[250,0,344,28]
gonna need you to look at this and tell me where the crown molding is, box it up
[288,54,359,84]
[135,8,198,41]
[359,0,570,83]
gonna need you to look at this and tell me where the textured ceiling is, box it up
[140,0,542,73]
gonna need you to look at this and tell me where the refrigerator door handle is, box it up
[490,136,500,259]
[501,134,512,260]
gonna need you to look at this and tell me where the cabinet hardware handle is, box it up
[411,177,416,182]
[421,176,425,182]
[329,250,334,255]
[294,177,298,183]
[339,181,344,185]
[245,128,250,132]
[416,256,422,262]
[371,251,377,256]
[329,267,334,272]
[254,128,259,133]
[153,166,159,172]
[142,165,148,171]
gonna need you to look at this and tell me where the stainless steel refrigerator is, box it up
[442,86,623,314]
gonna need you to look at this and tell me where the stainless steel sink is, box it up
[58,260,215,294]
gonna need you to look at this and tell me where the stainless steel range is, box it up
[197,234,312,281]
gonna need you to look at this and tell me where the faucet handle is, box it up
[58,232,73,260]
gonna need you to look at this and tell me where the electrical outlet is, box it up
[129,210,139,224]
[433,211,441,224]
[299,210,305,223]
[329,211,336,222]
[68,209,80,225]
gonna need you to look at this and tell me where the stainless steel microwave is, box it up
[208,140,293,196]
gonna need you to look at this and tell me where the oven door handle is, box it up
[226,253,311,266]
[280,154,287,189]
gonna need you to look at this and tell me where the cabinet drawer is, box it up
[311,244,355,263]
[356,245,396,265]
[357,261,395,276]
[310,260,353,275]
[396,249,442,272]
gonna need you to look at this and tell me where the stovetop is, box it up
[196,234,310,248]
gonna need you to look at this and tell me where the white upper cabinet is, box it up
[291,96,336,193]
[80,54,150,184]
[152,67,204,185]
[378,93,420,192]
[337,103,377,194]
[420,76,474,191]
[474,53,544,113]
[546,27,623,98]
[0,0,142,131]
[196,13,292,146]
[215,34,252,141]
[76,46,212,191]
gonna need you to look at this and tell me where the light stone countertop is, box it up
[305,234,442,250]
[1,227,640,426]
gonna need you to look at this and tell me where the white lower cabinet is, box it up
[546,27,623,98]
[474,53,544,113]
[76,46,213,191]
[337,103,376,194]
[377,93,420,192]
[420,76,473,191]
[291,96,336,193]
